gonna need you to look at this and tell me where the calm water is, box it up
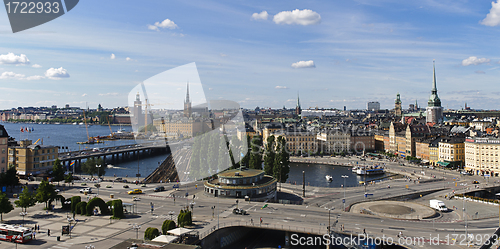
[288,163,388,188]
[1,123,388,184]
[0,122,170,177]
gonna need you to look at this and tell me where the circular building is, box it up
[204,168,277,199]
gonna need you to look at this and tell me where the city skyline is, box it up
[1,1,500,110]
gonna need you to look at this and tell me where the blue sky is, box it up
[1,0,500,111]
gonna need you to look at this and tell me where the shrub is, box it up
[112,199,125,219]
[76,201,87,215]
[177,209,192,227]
[144,227,160,240]
[86,197,111,216]
[70,196,81,214]
[161,220,176,234]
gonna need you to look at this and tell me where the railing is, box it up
[198,221,328,239]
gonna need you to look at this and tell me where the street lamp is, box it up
[168,211,175,220]
[64,201,71,217]
[67,217,75,238]
[325,207,334,235]
[132,224,141,239]
[96,165,101,196]
[190,202,195,214]
[341,175,349,212]
[19,212,27,226]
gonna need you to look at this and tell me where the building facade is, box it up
[8,139,58,177]
[0,125,8,173]
[367,101,380,111]
[316,129,350,154]
[394,93,402,116]
[465,137,500,176]
[438,137,465,168]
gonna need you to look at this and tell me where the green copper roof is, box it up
[395,93,401,104]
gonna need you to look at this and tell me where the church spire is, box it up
[428,60,441,107]
[432,59,437,94]
[295,92,301,115]
[185,82,190,103]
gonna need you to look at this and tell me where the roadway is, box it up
[2,156,499,249]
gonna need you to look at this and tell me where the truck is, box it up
[430,199,448,212]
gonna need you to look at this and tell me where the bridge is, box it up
[57,141,174,169]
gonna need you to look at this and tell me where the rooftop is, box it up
[218,168,264,178]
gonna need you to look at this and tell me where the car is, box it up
[114,177,123,182]
[154,186,165,192]
[472,180,480,184]
[232,208,247,215]
[128,189,142,195]
[106,185,112,188]
[55,189,61,193]
[123,185,129,188]
[80,188,92,194]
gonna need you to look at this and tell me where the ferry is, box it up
[325,175,333,181]
[356,165,385,175]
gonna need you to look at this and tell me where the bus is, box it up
[0,224,33,243]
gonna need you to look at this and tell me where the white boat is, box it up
[351,166,358,173]
[325,175,333,181]
[356,166,385,175]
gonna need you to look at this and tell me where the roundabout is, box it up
[350,200,436,220]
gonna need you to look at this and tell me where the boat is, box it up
[325,175,333,181]
[351,166,359,173]
[356,165,385,175]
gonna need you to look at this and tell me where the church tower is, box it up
[426,60,443,124]
[133,92,142,126]
[394,93,402,116]
[184,82,192,118]
[295,93,301,115]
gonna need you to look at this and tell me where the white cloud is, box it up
[110,53,116,60]
[32,64,42,68]
[26,75,44,80]
[220,53,227,57]
[480,0,500,27]
[45,67,70,79]
[0,53,30,65]
[462,56,490,66]
[275,86,288,89]
[126,57,133,61]
[148,19,179,31]
[82,93,87,97]
[98,92,119,96]
[273,9,321,25]
[252,11,269,21]
[0,71,25,79]
[291,60,316,68]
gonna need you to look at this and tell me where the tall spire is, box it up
[185,82,190,103]
[432,59,437,93]
[296,92,300,109]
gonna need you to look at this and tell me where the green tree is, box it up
[249,135,263,169]
[35,180,58,209]
[64,173,74,183]
[0,192,14,221]
[112,199,125,219]
[161,220,176,234]
[144,227,160,240]
[52,159,65,183]
[263,135,276,176]
[3,165,20,191]
[81,157,105,177]
[14,187,36,212]
[70,196,81,214]
[273,136,290,184]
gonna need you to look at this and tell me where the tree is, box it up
[35,180,58,209]
[112,199,125,219]
[3,165,19,190]
[161,220,176,234]
[144,227,160,240]
[64,173,74,183]
[273,136,290,184]
[14,187,36,212]
[52,159,65,183]
[0,192,14,221]
[249,135,263,169]
[81,157,105,177]
[263,135,276,176]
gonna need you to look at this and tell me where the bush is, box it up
[177,209,192,227]
[161,220,176,234]
[76,201,87,215]
[144,227,160,240]
[86,197,111,216]
[112,199,125,219]
[70,196,81,214]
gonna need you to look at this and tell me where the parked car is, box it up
[114,177,123,182]
[232,208,247,215]
[472,180,480,184]
[128,189,142,195]
[80,188,92,194]
[123,185,129,188]
[154,186,165,192]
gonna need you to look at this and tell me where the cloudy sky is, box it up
[1,0,500,111]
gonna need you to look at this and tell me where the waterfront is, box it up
[288,162,389,188]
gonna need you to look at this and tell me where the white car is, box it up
[80,188,92,194]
